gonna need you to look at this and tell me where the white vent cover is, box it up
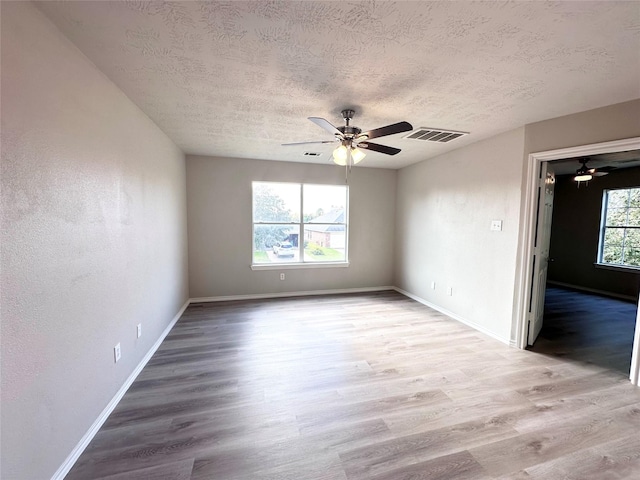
[404,128,469,143]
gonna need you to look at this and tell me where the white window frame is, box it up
[597,187,640,271]
[251,182,349,270]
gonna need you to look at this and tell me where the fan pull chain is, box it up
[344,146,353,184]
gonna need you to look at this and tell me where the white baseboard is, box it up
[393,287,510,346]
[51,298,190,480]
[547,281,637,302]
[190,286,395,303]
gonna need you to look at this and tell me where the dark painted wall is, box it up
[548,166,640,299]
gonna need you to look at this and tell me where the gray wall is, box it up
[395,128,526,342]
[1,3,189,479]
[187,156,396,297]
[524,99,640,155]
[395,99,640,345]
[548,167,640,299]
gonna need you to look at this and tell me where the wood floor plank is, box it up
[94,458,194,480]
[498,432,640,479]
[383,390,534,436]
[65,290,640,479]
[365,450,492,480]
[468,403,640,476]
[339,416,517,479]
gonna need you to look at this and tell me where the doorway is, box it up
[514,137,640,385]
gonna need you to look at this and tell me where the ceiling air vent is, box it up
[303,152,322,156]
[404,128,469,143]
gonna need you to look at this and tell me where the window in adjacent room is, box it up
[252,182,348,266]
[598,187,640,268]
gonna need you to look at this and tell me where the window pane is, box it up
[628,208,640,227]
[303,225,346,262]
[607,189,628,209]
[603,227,624,246]
[624,247,640,267]
[599,188,640,268]
[253,224,300,263]
[303,184,347,223]
[253,182,300,223]
[626,228,640,248]
[605,208,627,227]
[602,243,623,264]
[252,182,348,266]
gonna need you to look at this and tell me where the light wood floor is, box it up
[66,291,640,479]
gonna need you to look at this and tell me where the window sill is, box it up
[594,263,640,274]
[251,262,349,271]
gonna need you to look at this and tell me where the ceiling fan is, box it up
[282,109,413,166]
[574,158,616,183]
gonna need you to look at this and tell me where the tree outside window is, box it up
[599,187,640,267]
[252,182,348,265]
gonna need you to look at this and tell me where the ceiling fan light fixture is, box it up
[574,159,593,183]
[574,173,592,182]
[351,147,366,164]
[332,144,348,165]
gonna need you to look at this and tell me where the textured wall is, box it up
[524,99,640,156]
[395,128,526,342]
[1,3,188,479]
[548,167,640,299]
[186,156,396,298]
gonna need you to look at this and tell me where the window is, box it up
[598,187,640,268]
[252,182,348,266]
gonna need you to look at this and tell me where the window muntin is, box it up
[598,187,640,268]
[252,182,348,265]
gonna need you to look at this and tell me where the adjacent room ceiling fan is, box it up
[574,158,616,184]
[282,109,413,167]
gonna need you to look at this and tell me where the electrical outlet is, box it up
[280,273,285,281]
[136,323,142,338]
[431,281,436,290]
[447,287,453,296]
[114,343,121,363]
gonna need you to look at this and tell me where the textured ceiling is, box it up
[36,1,640,169]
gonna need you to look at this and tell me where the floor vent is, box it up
[404,128,469,143]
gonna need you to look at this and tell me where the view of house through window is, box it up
[598,187,640,268]
[252,182,348,265]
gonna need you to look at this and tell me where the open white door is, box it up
[527,162,555,346]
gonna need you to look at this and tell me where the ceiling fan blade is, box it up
[282,140,336,146]
[359,121,413,140]
[308,117,342,135]
[358,141,401,156]
[592,171,609,177]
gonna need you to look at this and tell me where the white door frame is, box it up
[513,137,640,385]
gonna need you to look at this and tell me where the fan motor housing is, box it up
[338,126,362,137]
